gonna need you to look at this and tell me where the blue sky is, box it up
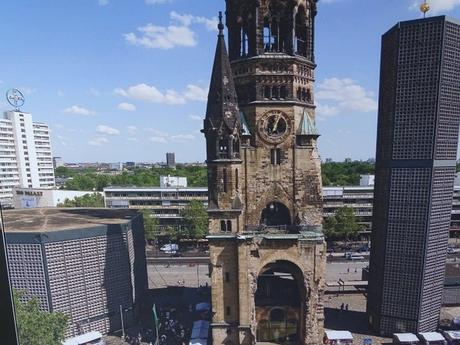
[1,0,459,163]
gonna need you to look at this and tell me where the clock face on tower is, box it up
[258,110,290,144]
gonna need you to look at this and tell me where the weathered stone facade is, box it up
[203,2,324,344]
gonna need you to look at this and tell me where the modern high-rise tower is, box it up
[0,111,55,207]
[202,1,325,344]
[367,16,460,335]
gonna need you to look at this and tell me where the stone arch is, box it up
[254,260,307,344]
[260,201,291,226]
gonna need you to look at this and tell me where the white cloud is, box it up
[124,24,196,49]
[124,11,217,50]
[316,103,339,118]
[184,84,208,101]
[170,11,218,31]
[98,0,109,5]
[57,90,65,97]
[115,83,206,105]
[171,134,195,142]
[128,137,139,142]
[118,102,136,111]
[88,137,109,146]
[189,114,203,121]
[97,125,120,135]
[127,126,138,134]
[315,78,377,117]
[410,0,460,13]
[64,105,96,116]
[149,136,168,143]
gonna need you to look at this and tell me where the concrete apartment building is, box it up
[0,111,55,208]
[3,208,148,337]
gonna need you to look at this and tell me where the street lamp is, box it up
[119,305,134,339]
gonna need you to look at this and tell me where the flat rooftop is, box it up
[2,208,139,232]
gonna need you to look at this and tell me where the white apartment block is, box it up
[0,111,55,207]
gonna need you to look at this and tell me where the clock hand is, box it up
[272,115,281,133]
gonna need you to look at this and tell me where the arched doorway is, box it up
[255,261,305,344]
[260,202,291,226]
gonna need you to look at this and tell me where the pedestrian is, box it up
[345,304,349,311]
[347,267,350,274]
[354,268,357,273]
[340,303,344,311]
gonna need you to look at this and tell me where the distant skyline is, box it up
[1,0,460,163]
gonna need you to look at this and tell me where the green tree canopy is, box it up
[57,193,104,208]
[321,160,374,186]
[140,209,160,244]
[14,289,68,345]
[323,206,362,241]
[181,200,208,239]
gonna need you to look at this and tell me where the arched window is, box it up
[221,220,227,232]
[227,220,232,232]
[272,86,279,99]
[296,88,301,100]
[295,6,307,57]
[264,86,271,99]
[233,140,240,157]
[280,86,287,99]
[240,27,249,57]
[219,138,228,158]
[263,17,272,52]
[306,89,312,102]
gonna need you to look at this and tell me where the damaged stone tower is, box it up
[202,1,325,344]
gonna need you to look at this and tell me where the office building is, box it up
[53,157,64,169]
[367,16,460,335]
[104,182,207,230]
[166,152,175,168]
[0,111,55,208]
[3,208,148,337]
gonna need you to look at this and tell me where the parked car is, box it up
[347,253,365,260]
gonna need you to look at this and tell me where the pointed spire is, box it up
[204,11,240,132]
[298,109,319,137]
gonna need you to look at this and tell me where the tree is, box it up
[140,209,160,244]
[323,206,361,241]
[57,193,104,208]
[14,289,68,345]
[181,200,208,239]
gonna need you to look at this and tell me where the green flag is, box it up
[152,304,159,327]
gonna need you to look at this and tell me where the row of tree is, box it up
[56,166,207,191]
[56,160,385,191]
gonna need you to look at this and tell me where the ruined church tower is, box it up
[202,1,325,344]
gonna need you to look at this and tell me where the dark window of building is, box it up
[221,220,226,232]
[223,169,228,192]
[272,86,279,99]
[270,149,282,165]
[235,169,239,190]
[264,86,271,99]
[280,86,287,99]
[225,272,230,282]
[226,306,231,316]
[227,220,232,232]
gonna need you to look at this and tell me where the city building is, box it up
[103,183,207,230]
[3,208,148,337]
[202,4,325,344]
[166,152,175,168]
[160,175,187,188]
[0,111,55,208]
[13,187,103,209]
[367,16,460,335]
[53,157,64,169]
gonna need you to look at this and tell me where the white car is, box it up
[347,253,365,260]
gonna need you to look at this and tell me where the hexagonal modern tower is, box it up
[202,1,326,344]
